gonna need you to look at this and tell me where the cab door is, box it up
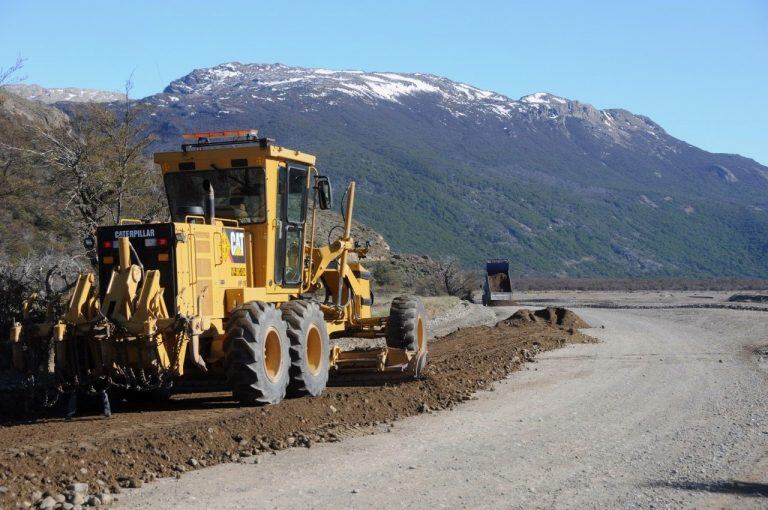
[274,164,308,287]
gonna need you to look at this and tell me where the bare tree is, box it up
[433,257,478,298]
[2,94,163,244]
[0,55,26,86]
[0,253,81,331]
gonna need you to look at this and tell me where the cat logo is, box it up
[224,228,246,264]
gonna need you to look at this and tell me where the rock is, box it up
[87,494,101,506]
[128,478,142,489]
[0,485,7,495]
[37,497,56,510]
[329,405,338,413]
[418,403,430,413]
[71,493,85,506]
[31,491,43,502]
[62,504,74,510]
[54,494,66,503]
[187,458,198,467]
[69,483,88,494]
[98,493,113,505]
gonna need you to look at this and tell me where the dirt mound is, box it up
[0,320,594,507]
[508,307,590,329]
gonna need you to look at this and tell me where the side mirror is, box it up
[316,175,333,210]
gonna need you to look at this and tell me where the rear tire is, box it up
[386,296,428,352]
[281,300,330,397]
[224,302,290,405]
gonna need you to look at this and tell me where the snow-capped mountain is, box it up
[67,63,768,275]
[156,63,667,148]
[3,83,126,104]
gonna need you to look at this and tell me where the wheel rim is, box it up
[306,325,323,376]
[417,317,425,352]
[263,327,282,382]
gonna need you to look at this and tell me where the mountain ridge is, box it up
[10,63,768,277]
[2,83,126,104]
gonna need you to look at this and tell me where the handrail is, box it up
[188,233,197,287]
[213,232,223,266]
[216,218,241,227]
[303,166,319,293]
[184,214,241,228]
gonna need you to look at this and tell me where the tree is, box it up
[2,80,165,253]
[433,257,478,299]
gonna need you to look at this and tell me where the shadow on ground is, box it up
[650,480,768,498]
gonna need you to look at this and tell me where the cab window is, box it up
[286,166,307,224]
[164,167,266,224]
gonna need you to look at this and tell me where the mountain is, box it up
[0,87,68,125]
[2,83,125,104]
[32,63,768,277]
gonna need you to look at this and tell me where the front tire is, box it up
[281,300,330,397]
[386,296,428,352]
[224,302,290,405]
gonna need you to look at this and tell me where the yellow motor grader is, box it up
[9,130,427,405]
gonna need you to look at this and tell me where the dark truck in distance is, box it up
[482,259,513,306]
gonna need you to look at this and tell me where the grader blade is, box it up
[329,345,428,385]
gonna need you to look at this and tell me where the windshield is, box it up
[164,167,266,224]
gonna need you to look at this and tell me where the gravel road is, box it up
[116,306,768,509]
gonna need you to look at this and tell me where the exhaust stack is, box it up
[203,180,215,225]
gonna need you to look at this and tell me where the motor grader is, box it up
[8,130,427,405]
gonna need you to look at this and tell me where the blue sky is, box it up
[1,0,766,164]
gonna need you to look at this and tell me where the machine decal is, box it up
[224,228,246,264]
[114,228,156,239]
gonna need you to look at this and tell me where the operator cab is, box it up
[154,130,332,292]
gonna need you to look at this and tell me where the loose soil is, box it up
[487,272,511,292]
[508,306,591,330]
[0,310,593,507]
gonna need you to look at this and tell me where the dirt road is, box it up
[0,305,592,507]
[117,306,768,509]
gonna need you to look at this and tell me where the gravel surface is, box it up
[115,305,768,509]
